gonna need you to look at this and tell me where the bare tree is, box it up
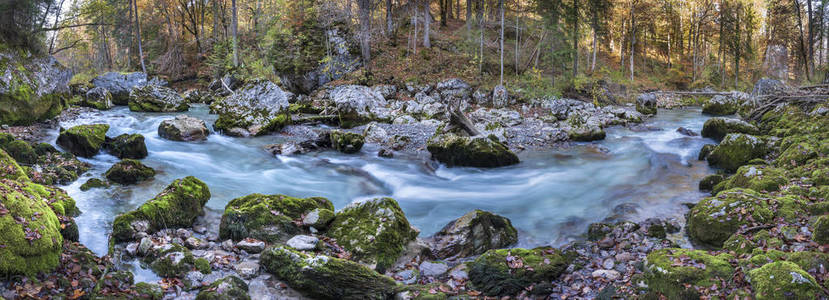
[133,0,146,73]
[357,0,373,66]
[386,0,393,37]
[231,0,238,67]
[499,0,504,85]
[424,0,432,48]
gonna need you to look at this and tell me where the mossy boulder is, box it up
[210,80,292,136]
[0,179,64,275]
[429,210,518,259]
[195,276,250,300]
[812,215,829,244]
[427,134,519,168]
[80,178,108,191]
[149,245,198,278]
[260,246,397,300]
[713,165,788,194]
[56,124,110,157]
[158,115,210,142]
[707,133,768,172]
[701,117,759,141]
[0,50,71,126]
[111,176,210,242]
[1,139,37,165]
[219,194,333,242]
[104,133,148,159]
[468,247,572,296]
[28,152,90,185]
[699,174,725,191]
[328,130,365,154]
[687,188,774,247]
[643,248,734,299]
[698,144,716,160]
[702,94,743,115]
[104,159,155,184]
[0,149,29,181]
[636,93,658,115]
[747,261,821,300]
[777,142,818,167]
[128,85,188,112]
[80,87,114,110]
[326,197,419,272]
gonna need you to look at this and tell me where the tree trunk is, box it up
[466,0,472,31]
[479,0,484,74]
[794,0,811,81]
[629,1,635,82]
[358,0,373,67]
[572,0,578,78]
[231,0,238,67]
[499,0,504,85]
[515,0,520,75]
[386,0,393,38]
[591,26,597,72]
[734,5,740,89]
[133,0,146,73]
[456,0,460,20]
[718,0,725,88]
[48,0,67,55]
[213,0,220,41]
[424,0,432,48]
[808,0,814,78]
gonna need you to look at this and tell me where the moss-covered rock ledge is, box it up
[0,48,72,126]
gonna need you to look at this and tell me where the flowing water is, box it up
[45,106,715,261]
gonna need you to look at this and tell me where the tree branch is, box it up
[37,23,114,32]
[50,39,84,55]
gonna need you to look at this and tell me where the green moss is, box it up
[104,134,148,159]
[80,178,108,191]
[698,144,716,160]
[748,261,821,300]
[56,124,110,157]
[701,117,759,141]
[0,69,67,126]
[777,142,818,167]
[133,282,163,299]
[0,179,64,276]
[812,215,829,244]
[329,130,365,154]
[260,246,397,300]
[326,197,419,273]
[104,159,155,184]
[468,247,573,296]
[699,174,724,191]
[687,188,774,247]
[643,248,734,299]
[195,257,211,274]
[0,149,29,181]
[111,176,210,242]
[713,165,789,194]
[149,247,196,278]
[195,276,250,300]
[707,133,768,173]
[426,134,519,168]
[2,140,37,165]
[702,100,738,116]
[219,193,332,242]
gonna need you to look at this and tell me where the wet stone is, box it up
[236,238,266,253]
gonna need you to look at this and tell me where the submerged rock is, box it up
[128,85,188,112]
[468,247,572,296]
[80,178,108,191]
[260,246,397,300]
[326,197,419,272]
[643,248,735,299]
[158,115,210,142]
[0,50,72,125]
[210,80,292,136]
[701,117,759,141]
[219,194,333,243]
[105,159,155,184]
[56,124,110,157]
[105,133,148,159]
[707,133,768,172]
[427,134,519,168]
[111,176,210,242]
[430,210,518,259]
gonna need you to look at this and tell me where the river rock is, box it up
[748,261,820,300]
[0,178,66,275]
[183,89,215,104]
[210,80,292,136]
[82,87,114,110]
[328,130,365,154]
[80,178,108,191]
[128,84,188,112]
[419,261,449,277]
[468,247,572,296]
[105,159,155,184]
[111,176,210,242]
[636,93,658,115]
[234,261,261,280]
[0,49,72,125]
[104,133,148,159]
[469,108,522,128]
[236,238,266,253]
[643,248,735,299]
[261,246,397,299]
[701,117,759,141]
[436,78,471,104]
[713,165,788,194]
[158,115,210,142]
[56,124,110,157]
[91,72,156,105]
[706,133,768,172]
[219,194,333,243]
[327,85,388,128]
[286,235,319,251]
[702,92,749,115]
[149,245,201,278]
[427,134,519,168]
[430,210,518,259]
[196,276,250,300]
[687,188,774,247]
[326,197,419,272]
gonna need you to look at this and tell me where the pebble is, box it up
[137,237,153,256]
[221,239,235,252]
[234,261,261,279]
[125,242,138,256]
[286,235,319,251]
[193,225,208,234]
[602,258,615,269]
[592,269,621,281]
[185,237,208,250]
[598,236,615,249]
[236,238,266,253]
[615,252,635,262]
[395,269,418,285]
[176,228,191,239]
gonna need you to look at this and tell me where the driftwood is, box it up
[653,91,735,97]
[448,105,481,136]
[747,85,829,121]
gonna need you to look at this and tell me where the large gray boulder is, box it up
[158,115,210,142]
[91,72,150,105]
[210,80,293,137]
[327,85,388,128]
[701,117,759,141]
[636,93,658,115]
[427,134,520,168]
[0,50,72,125]
[436,78,471,105]
[702,92,750,116]
[430,210,518,259]
[82,87,114,110]
[128,85,188,112]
